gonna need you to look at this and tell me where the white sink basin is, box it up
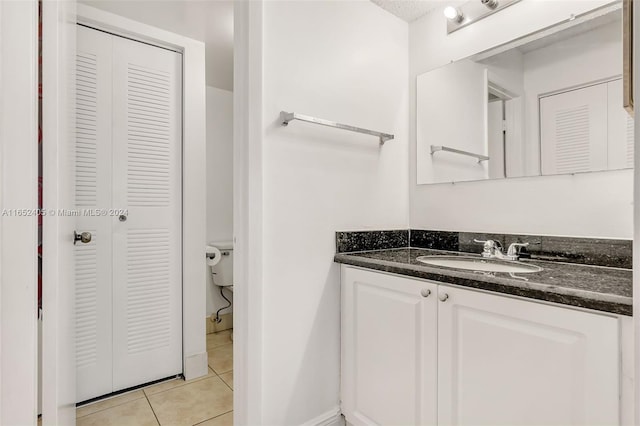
[416,256,543,274]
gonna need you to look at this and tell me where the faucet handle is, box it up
[474,239,501,248]
[474,239,501,246]
[507,242,529,257]
[474,239,501,257]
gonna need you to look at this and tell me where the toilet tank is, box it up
[209,241,233,287]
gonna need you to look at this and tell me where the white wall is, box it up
[206,86,234,317]
[260,1,409,423]
[482,49,525,96]
[409,0,633,239]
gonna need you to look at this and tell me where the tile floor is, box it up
[76,330,234,426]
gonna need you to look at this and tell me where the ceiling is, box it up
[370,0,441,22]
[79,0,447,89]
[79,0,234,91]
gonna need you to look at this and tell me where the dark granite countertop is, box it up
[334,248,632,316]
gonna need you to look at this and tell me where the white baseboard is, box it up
[302,408,344,426]
[183,351,209,381]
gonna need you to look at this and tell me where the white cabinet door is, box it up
[437,286,619,426]
[341,266,438,426]
[540,84,608,175]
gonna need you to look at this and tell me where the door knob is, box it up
[438,292,449,302]
[74,231,92,245]
[420,288,431,298]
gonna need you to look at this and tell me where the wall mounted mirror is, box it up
[417,4,634,184]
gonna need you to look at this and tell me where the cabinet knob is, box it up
[438,292,449,302]
[420,288,431,298]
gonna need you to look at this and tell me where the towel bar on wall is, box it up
[280,111,394,144]
[430,145,489,162]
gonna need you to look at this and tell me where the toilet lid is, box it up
[208,240,233,250]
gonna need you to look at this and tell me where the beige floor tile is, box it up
[143,377,186,397]
[197,411,233,426]
[208,343,233,374]
[76,398,158,426]
[76,390,145,418]
[143,369,217,397]
[218,371,233,390]
[147,376,233,426]
[207,330,232,350]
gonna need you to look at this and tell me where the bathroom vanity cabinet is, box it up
[340,266,621,426]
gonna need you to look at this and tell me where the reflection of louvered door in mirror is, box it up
[540,84,608,175]
[540,79,634,176]
[75,25,182,402]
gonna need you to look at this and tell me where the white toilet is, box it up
[206,241,234,291]
[206,241,234,330]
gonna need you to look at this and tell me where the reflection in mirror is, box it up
[417,5,634,185]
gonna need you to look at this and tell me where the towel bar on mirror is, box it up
[430,145,489,163]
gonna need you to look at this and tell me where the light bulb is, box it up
[443,6,464,23]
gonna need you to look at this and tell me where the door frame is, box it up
[634,1,640,424]
[42,0,77,423]
[0,0,39,424]
[233,1,264,423]
[42,3,207,423]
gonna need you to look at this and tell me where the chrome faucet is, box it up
[474,239,529,261]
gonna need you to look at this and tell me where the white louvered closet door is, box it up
[75,26,182,400]
[111,35,182,392]
[75,26,115,402]
[540,84,608,175]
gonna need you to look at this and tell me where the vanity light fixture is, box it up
[443,6,464,23]
[445,0,521,34]
[481,0,499,10]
